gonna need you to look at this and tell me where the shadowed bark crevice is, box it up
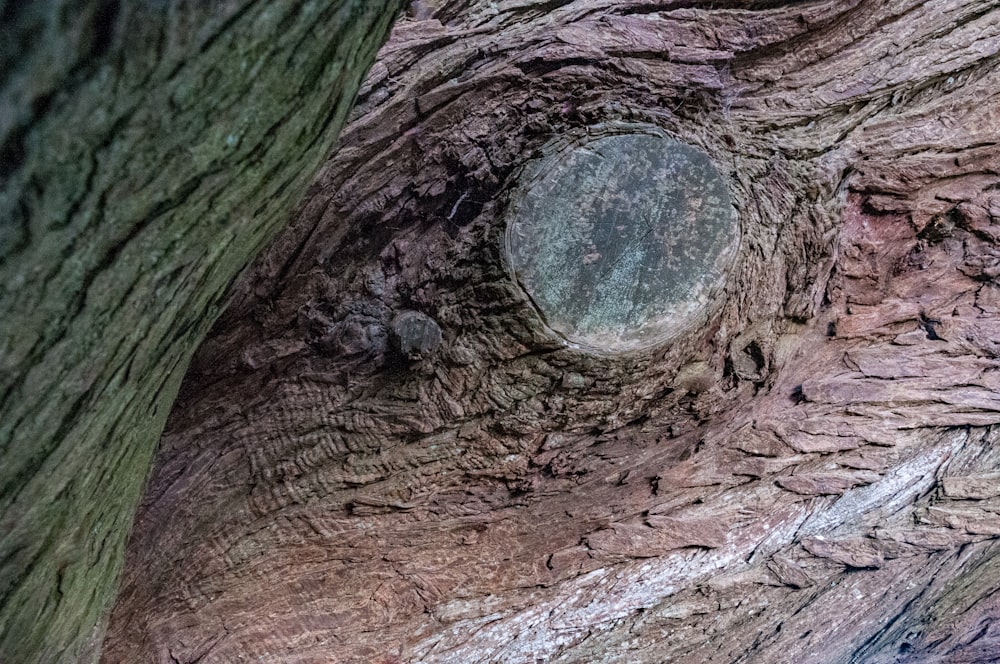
[0,2,404,662]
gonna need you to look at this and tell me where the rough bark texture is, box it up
[104,0,1000,662]
[0,2,402,662]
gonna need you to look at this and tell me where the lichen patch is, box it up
[506,130,737,352]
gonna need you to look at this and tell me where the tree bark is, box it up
[103,0,1000,662]
[0,2,402,662]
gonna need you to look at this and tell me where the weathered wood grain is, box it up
[102,0,1000,662]
[506,129,737,351]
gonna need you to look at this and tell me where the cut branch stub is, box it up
[505,128,738,352]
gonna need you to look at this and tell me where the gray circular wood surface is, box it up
[506,131,738,351]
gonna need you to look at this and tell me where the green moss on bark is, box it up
[0,2,402,661]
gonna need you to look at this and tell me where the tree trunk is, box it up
[100,0,1000,661]
[0,3,402,662]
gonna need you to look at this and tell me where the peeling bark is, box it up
[104,1,1000,662]
[0,3,402,662]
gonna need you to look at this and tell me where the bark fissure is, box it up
[0,2,404,662]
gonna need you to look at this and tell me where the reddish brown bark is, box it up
[103,1,1000,662]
